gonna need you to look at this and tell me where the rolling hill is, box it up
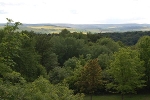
[1,23,150,34]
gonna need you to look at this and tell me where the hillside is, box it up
[1,23,150,34]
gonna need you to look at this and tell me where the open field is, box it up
[29,25,72,29]
[18,24,150,34]
[19,25,89,34]
[18,25,78,34]
[84,94,150,100]
[0,26,4,29]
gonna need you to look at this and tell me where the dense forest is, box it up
[0,19,150,100]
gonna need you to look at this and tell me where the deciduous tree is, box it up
[136,36,150,90]
[76,59,103,100]
[106,48,145,100]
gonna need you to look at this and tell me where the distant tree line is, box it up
[87,31,150,45]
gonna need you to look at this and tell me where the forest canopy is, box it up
[0,18,150,100]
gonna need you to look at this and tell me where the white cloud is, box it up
[0,0,150,24]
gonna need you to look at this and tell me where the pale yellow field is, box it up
[140,28,150,31]
[29,26,73,30]
[108,27,117,29]
[0,26,4,28]
[22,25,81,34]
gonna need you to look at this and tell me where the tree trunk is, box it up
[90,94,92,100]
[121,94,124,100]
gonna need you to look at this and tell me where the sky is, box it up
[0,0,150,24]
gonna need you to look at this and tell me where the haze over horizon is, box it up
[0,0,150,24]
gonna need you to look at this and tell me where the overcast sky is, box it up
[0,0,150,24]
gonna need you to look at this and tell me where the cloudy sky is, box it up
[0,0,150,24]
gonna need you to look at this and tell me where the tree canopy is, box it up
[1,18,150,99]
[106,48,145,100]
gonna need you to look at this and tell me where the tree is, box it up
[64,56,86,93]
[97,53,112,70]
[106,48,145,100]
[90,45,111,58]
[50,36,85,66]
[4,18,22,34]
[0,76,84,100]
[24,76,84,100]
[0,19,24,68]
[59,29,70,37]
[0,19,84,99]
[136,36,150,90]
[96,37,120,53]
[87,37,120,59]
[76,59,103,100]
[17,32,45,81]
[0,18,47,82]
[35,34,59,72]
[49,67,69,84]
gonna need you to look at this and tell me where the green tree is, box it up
[14,36,48,81]
[0,29,25,68]
[0,18,47,82]
[64,56,86,70]
[24,76,84,100]
[97,53,112,70]
[35,34,59,72]
[0,76,84,100]
[0,29,5,43]
[49,67,69,84]
[4,18,22,34]
[96,37,120,53]
[90,45,111,58]
[50,36,85,65]
[64,56,86,93]
[136,36,150,90]
[0,18,25,68]
[87,37,120,59]
[76,59,103,100]
[59,29,71,37]
[106,48,145,100]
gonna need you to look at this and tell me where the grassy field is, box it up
[0,26,4,29]
[29,25,72,30]
[18,25,82,34]
[84,94,150,100]
[0,25,93,34]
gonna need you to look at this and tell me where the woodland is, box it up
[0,19,150,100]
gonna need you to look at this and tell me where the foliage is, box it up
[35,34,59,72]
[76,59,103,94]
[0,76,84,100]
[136,36,150,90]
[0,18,47,82]
[89,31,150,45]
[59,29,71,37]
[4,18,22,34]
[0,32,24,67]
[64,56,86,69]
[84,94,150,100]
[96,37,120,53]
[106,48,145,100]
[64,56,85,93]
[49,67,70,84]
[1,18,150,99]
[97,53,112,70]
[50,36,85,65]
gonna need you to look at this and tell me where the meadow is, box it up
[18,25,76,34]
[84,94,150,100]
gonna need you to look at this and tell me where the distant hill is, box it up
[1,23,150,34]
[54,24,150,33]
